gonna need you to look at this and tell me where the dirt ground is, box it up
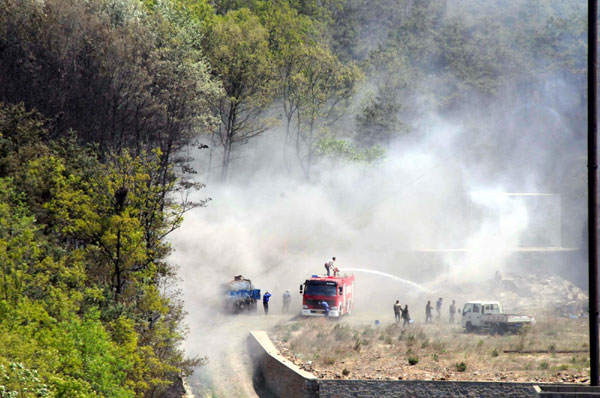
[187,312,287,398]
[185,308,590,398]
[269,313,591,383]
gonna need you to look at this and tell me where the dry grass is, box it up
[269,316,590,382]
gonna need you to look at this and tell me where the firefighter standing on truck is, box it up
[324,257,336,276]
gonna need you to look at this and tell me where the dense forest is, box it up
[0,0,587,396]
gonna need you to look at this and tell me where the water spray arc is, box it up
[340,268,433,294]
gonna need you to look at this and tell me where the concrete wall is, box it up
[319,380,538,398]
[534,385,600,397]
[246,331,319,398]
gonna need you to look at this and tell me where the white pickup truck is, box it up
[461,301,535,335]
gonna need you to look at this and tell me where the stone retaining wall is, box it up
[319,380,538,398]
[246,331,318,398]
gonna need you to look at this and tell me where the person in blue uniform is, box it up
[263,291,271,315]
[321,300,330,317]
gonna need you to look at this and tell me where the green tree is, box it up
[0,363,52,398]
[252,1,320,167]
[316,131,384,164]
[0,179,39,306]
[0,101,202,397]
[0,0,219,175]
[204,8,278,180]
[289,45,362,179]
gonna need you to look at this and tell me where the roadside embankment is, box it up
[247,331,319,398]
[249,330,579,398]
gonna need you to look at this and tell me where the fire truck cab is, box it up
[299,274,355,317]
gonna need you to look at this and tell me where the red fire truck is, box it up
[299,273,355,317]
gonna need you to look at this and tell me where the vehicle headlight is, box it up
[303,305,308,309]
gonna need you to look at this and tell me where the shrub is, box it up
[0,363,52,398]
[491,348,499,357]
[431,340,446,353]
[455,362,467,372]
[539,360,549,370]
[342,368,350,376]
[408,356,419,365]
[324,356,336,365]
[333,324,352,341]
[362,326,375,337]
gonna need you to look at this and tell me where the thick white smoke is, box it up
[168,4,587,391]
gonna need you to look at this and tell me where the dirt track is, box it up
[185,307,410,397]
[188,311,295,398]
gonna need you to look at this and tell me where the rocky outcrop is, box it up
[165,376,194,398]
[494,273,587,316]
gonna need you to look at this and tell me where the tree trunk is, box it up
[221,137,231,181]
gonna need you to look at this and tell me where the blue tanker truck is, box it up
[222,275,261,313]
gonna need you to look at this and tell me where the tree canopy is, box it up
[0,0,588,395]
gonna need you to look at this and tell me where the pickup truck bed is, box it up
[480,313,534,334]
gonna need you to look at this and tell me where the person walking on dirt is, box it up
[263,291,271,315]
[436,297,443,321]
[282,290,291,312]
[321,300,330,317]
[425,300,432,323]
[394,300,402,323]
[449,299,457,323]
[402,305,410,328]
[324,257,336,276]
